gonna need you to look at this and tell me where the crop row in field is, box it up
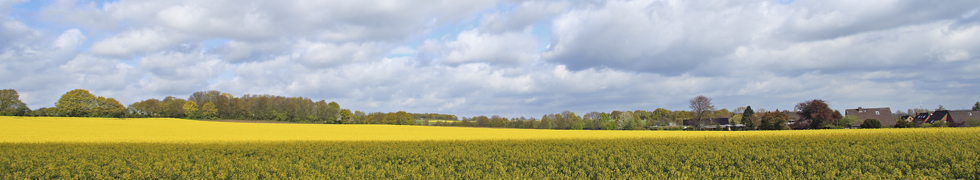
[3,128,979,179]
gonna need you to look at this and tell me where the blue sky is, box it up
[2,0,979,118]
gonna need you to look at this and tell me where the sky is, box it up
[1,0,979,118]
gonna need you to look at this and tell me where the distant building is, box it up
[911,113,930,125]
[906,110,979,127]
[899,115,912,122]
[927,110,950,124]
[683,118,731,129]
[785,111,801,125]
[845,107,894,127]
[945,110,979,127]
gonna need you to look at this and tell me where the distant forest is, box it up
[2,89,978,130]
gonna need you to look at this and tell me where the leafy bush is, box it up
[602,121,617,130]
[894,118,914,128]
[965,118,980,127]
[571,121,585,130]
[931,120,947,128]
[860,119,882,129]
[836,115,859,128]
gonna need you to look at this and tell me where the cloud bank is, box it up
[2,0,979,117]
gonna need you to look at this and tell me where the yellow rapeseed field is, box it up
[3,116,979,179]
[0,116,927,143]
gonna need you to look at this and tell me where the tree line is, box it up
[428,108,735,130]
[0,89,456,125]
[3,89,976,130]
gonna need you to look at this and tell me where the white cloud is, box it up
[59,54,140,91]
[214,39,290,63]
[0,11,40,49]
[4,0,980,118]
[544,0,980,77]
[90,28,188,56]
[298,41,389,68]
[53,28,85,50]
[388,46,416,56]
[40,0,117,30]
[544,0,770,73]
[140,50,230,81]
[55,0,497,41]
[479,1,569,33]
[421,29,539,66]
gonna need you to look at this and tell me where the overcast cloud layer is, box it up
[2,0,979,118]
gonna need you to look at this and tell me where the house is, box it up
[899,115,912,123]
[682,118,731,129]
[946,110,979,127]
[911,113,930,125]
[785,111,802,125]
[648,121,679,127]
[844,107,895,127]
[926,110,950,124]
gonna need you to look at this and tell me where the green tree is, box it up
[538,115,553,129]
[202,102,218,120]
[584,112,601,130]
[758,112,790,130]
[599,113,614,130]
[339,109,354,124]
[30,107,59,116]
[325,101,341,123]
[835,115,858,128]
[0,89,29,116]
[742,106,755,129]
[618,111,637,130]
[973,102,979,111]
[730,114,742,125]
[94,97,126,118]
[459,117,472,127]
[56,89,98,117]
[395,111,412,125]
[567,112,584,130]
[860,119,882,129]
[674,110,692,124]
[353,110,366,124]
[128,99,162,117]
[182,101,200,119]
[714,108,730,118]
[162,96,187,118]
[475,115,490,127]
[650,108,671,127]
